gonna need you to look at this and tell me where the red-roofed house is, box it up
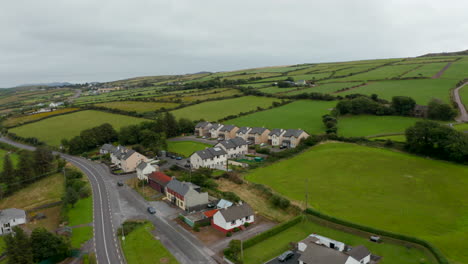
[148,172,172,193]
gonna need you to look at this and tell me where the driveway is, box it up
[453,82,468,122]
[169,135,217,145]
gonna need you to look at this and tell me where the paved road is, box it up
[452,82,468,122]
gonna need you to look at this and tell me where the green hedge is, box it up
[305,208,449,264]
[242,215,303,249]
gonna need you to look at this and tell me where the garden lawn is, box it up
[67,197,93,226]
[0,236,4,255]
[0,173,64,210]
[339,79,457,104]
[167,141,211,157]
[338,115,421,137]
[243,219,434,264]
[71,226,93,248]
[10,110,147,146]
[246,142,468,264]
[95,101,179,113]
[171,96,280,121]
[121,222,178,264]
[230,100,336,134]
[0,149,19,172]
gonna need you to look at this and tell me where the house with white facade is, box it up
[235,127,252,140]
[136,161,159,181]
[212,203,254,234]
[281,129,310,148]
[190,147,227,170]
[218,125,239,140]
[215,137,248,159]
[268,129,286,146]
[209,123,224,139]
[0,209,26,235]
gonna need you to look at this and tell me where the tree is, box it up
[16,151,35,185]
[64,187,79,208]
[427,99,457,121]
[4,226,33,264]
[1,155,17,194]
[163,112,179,137]
[30,228,70,262]
[33,147,54,174]
[392,96,416,116]
[179,118,194,134]
[119,125,141,145]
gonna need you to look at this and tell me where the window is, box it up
[231,221,235,225]
[245,216,249,221]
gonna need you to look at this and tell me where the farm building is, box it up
[215,137,248,159]
[247,127,270,144]
[148,171,172,193]
[235,126,252,140]
[136,161,159,181]
[190,147,227,170]
[165,178,209,211]
[0,208,26,235]
[194,121,213,137]
[211,203,254,234]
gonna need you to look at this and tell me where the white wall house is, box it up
[136,161,159,181]
[0,209,26,235]
[268,129,286,146]
[190,147,227,170]
[209,123,224,139]
[212,203,254,234]
[215,137,248,159]
[235,127,252,140]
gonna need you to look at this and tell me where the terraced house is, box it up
[268,128,286,146]
[281,129,310,148]
[209,123,224,139]
[165,178,209,211]
[247,127,270,144]
[235,126,252,140]
[218,125,239,140]
[190,147,227,170]
[194,121,213,137]
[215,137,248,158]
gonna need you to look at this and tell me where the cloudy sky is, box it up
[1,0,467,87]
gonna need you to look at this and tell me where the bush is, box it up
[233,227,240,232]
[271,194,291,209]
[223,191,241,203]
[226,232,232,237]
[244,222,250,228]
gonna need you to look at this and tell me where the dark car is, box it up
[147,207,156,214]
[184,164,191,168]
[207,203,215,208]
[277,251,294,262]
[117,181,124,187]
[176,157,183,160]
[280,145,288,149]
[170,155,176,159]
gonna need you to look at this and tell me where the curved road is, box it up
[453,82,468,122]
[0,137,216,264]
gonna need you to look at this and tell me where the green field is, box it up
[246,142,468,263]
[339,79,457,104]
[453,122,468,132]
[287,82,363,95]
[439,58,468,80]
[230,100,336,134]
[67,196,93,226]
[371,134,406,142]
[401,62,447,78]
[71,226,93,248]
[167,141,211,157]
[0,149,19,172]
[338,115,421,137]
[336,64,420,81]
[171,96,280,121]
[10,110,147,146]
[121,222,178,264]
[259,86,298,94]
[244,219,434,264]
[95,101,179,113]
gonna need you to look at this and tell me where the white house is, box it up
[347,245,371,264]
[209,123,224,139]
[214,137,248,159]
[235,127,252,140]
[136,161,159,181]
[190,147,227,170]
[212,203,254,234]
[268,129,286,146]
[49,102,64,109]
[0,209,26,235]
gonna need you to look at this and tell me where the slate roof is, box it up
[237,127,251,134]
[299,242,350,264]
[0,208,26,223]
[193,147,227,160]
[195,121,211,128]
[210,123,223,130]
[166,178,200,196]
[248,127,268,135]
[148,172,172,186]
[217,203,254,222]
[121,149,136,160]
[347,245,370,260]
[136,161,149,171]
[101,144,115,152]
[268,128,285,136]
[219,125,238,132]
[283,129,306,138]
[217,137,247,150]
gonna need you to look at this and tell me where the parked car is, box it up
[277,251,294,262]
[147,207,156,214]
[260,143,267,147]
[202,136,207,139]
[170,155,176,159]
[184,164,191,168]
[280,145,287,149]
[207,203,215,208]
[117,181,124,187]
[217,137,223,141]
[176,157,182,160]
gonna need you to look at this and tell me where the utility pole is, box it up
[121,223,125,244]
[241,239,243,261]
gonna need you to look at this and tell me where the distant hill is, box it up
[419,49,468,57]
[14,82,73,88]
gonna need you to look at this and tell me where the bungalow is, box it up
[235,127,252,140]
[194,122,213,137]
[209,123,224,139]
[281,129,309,148]
[246,127,270,144]
[268,128,286,146]
[136,161,159,181]
[215,137,248,159]
[165,178,209,211]
[0,208,26,235]
[212,203,254,234]
[148,171,172,193]
[218,125,239,140]
[190,147,227,170]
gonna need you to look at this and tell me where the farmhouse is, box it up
[215,137,248,158]
[148,171,172,193]
[0,208,26,235]
[211,203,254,234]
[136,161,159,181]
[281,129,309,148]
[190,147,227,170]
[218,125,239,140]
[194,121,213,137]
[413,104,429,118]
[236,126,252,140]
[165,178,209,211]
[246,127,270,144]
[268,128,286,146]
[209,123,224,139]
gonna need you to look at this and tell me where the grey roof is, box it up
[299,242,350,264]
[193,147,227,160]
[237,127,251,134]
[166,178,200,196]
[219,125,237,132]
[218,203,254,222]
[136,161,149,171]
[347,245,370,260]
[210,123,223,130]
[195,121,211,128]
[121,149,136,160]
[268,128,285,136]
[101,144,115,151]
[248,127,268,135]
[0,208,26,223]
[283,129,306,138]
[218,137,247,150]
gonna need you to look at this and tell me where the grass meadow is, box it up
[287,82,363,95]
[2,108,81,128]
[243,218,434,264]
[401,62,448,78]
[167,141,211,157]
[67,196,93,226]
[246,142,468,264]
[10,110,147,146]
[171,96,280,121]
[338,115,421,137]
[0,149,19,172]
[335,64,420,81]
[371,134,406,142]
[460,84,468,108]
[95,101,179,113]
[230,100,336,134]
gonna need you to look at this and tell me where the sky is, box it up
[1,0,467,88]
